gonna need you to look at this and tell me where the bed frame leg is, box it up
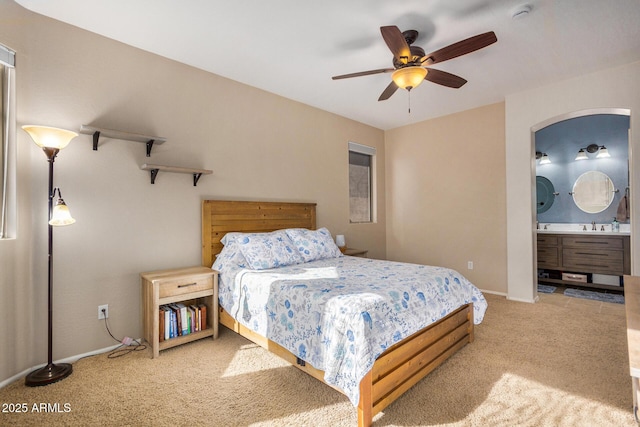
[358,371,373,427]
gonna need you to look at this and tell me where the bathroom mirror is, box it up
[571,171,615,213]
[536,176,556,213]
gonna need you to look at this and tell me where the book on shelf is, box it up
[199,303,207,331]
[159,306,165,342]
[159,302,208,340]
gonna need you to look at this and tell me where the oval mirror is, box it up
[536,176,555,213]
[571,171,615,213]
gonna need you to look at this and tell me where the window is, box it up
[0,43,15,239]
[348,142,376,223]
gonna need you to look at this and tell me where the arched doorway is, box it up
[531,108,631,297]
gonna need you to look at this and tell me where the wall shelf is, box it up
[80,125,167,157]
[141,164,213,186]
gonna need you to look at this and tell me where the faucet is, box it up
[582,224,587,231]
[601,225,605,231]
[591,221,597,231]
[543,224,550,230]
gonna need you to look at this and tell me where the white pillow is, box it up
[236,230,303,270]
[285,227,343,262]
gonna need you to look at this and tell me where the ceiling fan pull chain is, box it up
[408,89,411,114]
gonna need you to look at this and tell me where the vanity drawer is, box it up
[537,247,560,268]
[537,235,559,246]
[563,248,624,275]
[562,236,624,250]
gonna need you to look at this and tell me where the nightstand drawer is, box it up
[158,275,213,298]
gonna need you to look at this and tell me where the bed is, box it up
[201,200,487,426]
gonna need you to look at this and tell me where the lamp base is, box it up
[25,363,72,387]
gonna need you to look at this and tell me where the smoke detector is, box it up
[512,5,532,19]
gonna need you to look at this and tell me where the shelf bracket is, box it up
[149,168,160,184]
[92,131,101,151]
[146,140,155,157]
[193,172,203,187]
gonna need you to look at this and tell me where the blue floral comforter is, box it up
[216,256,487,406]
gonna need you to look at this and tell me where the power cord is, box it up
[100,308,147,358]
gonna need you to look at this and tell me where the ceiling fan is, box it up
[332,26,497,101]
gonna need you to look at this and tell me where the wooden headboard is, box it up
[201,200,317,267]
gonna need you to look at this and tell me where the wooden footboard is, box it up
[220,303,474,427]
[363,303,474,425]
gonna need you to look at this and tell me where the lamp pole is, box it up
[23,126,77,387]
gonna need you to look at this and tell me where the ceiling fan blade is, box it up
[332,68,394,80]
[425,68,467,88]
[380,26,411,63]
[422,31,497,65]
[378,81,399,101]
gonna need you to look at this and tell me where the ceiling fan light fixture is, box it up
[392,66,427,91]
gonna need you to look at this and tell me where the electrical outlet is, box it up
[467,261,474,270]
[98,304,108,320]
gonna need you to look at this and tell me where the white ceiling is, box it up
[15,0,640,130]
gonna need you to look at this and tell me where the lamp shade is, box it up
[392,66,427,90]
[575,149,588,160]
[49,198,75,226]
[596,146,611,158]
[539,153,550,164]
[22,125,78,150]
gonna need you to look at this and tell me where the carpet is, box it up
[564,287,625,304]
[537,284,557,294]
[0,293,633,426]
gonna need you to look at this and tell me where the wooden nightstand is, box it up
[141,266,218,358]
[344,248,368,258]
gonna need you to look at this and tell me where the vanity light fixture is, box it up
[539,153,551,164]
[596,145,611,158]
[575,143,611,160]
[575,148,588,161]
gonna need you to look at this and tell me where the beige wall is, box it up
[506,61,640,302]
[0,2,385,382]
[385,103,507,294]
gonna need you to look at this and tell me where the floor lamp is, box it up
[23,125,78,387]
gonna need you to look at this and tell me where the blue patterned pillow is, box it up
[285,227,343,262]
[236,230,303,270]
[220,232,242,246]
[212,238,248,271]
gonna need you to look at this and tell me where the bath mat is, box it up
[564,288,624,304]
[537,284,557,294]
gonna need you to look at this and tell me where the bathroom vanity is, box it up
[537,231,630,291]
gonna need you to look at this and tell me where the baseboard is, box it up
[480,289,507,297]
[0,338,143,389]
